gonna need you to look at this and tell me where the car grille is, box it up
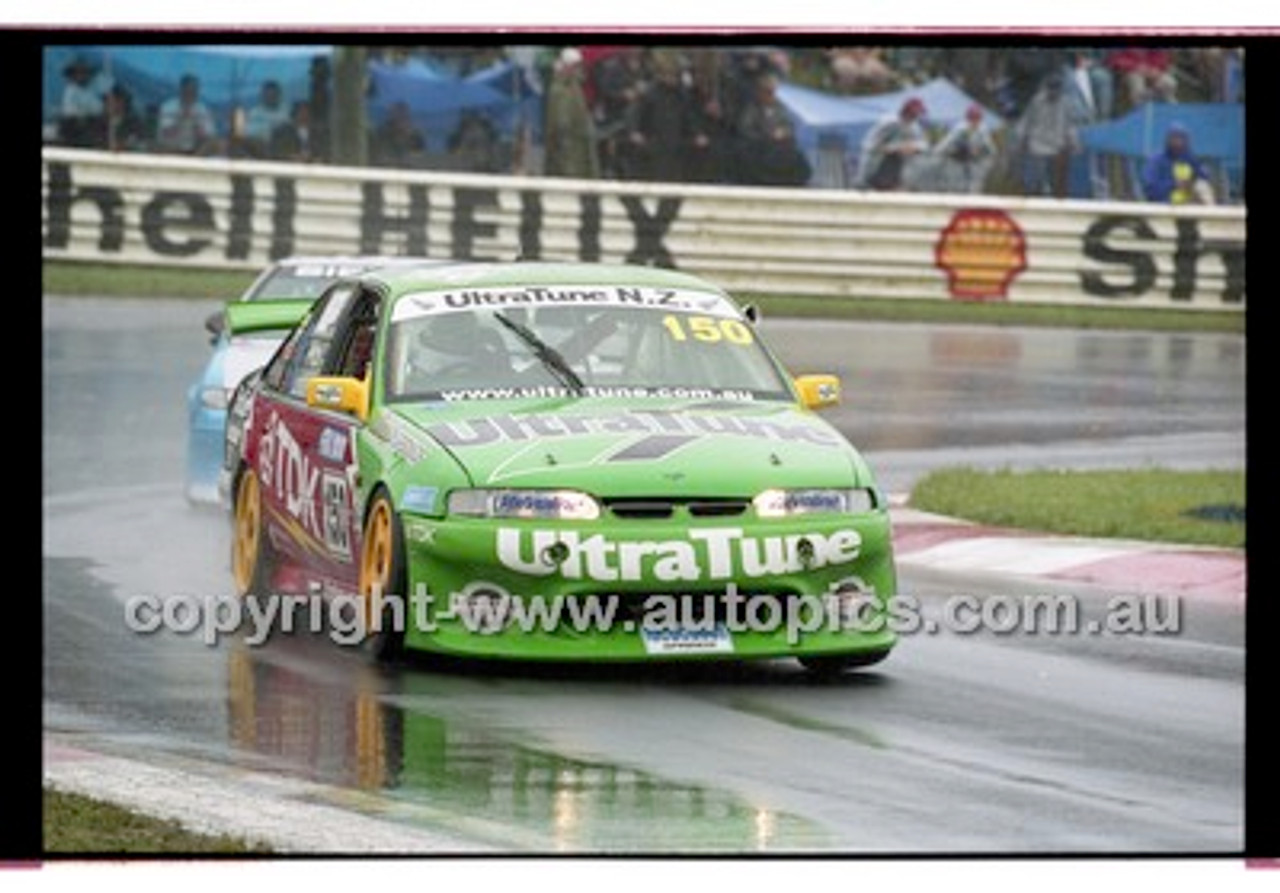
[604,497,749,520]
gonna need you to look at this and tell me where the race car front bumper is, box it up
[393,511,898,662]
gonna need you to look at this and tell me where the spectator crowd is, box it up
[54,55,330,163]
[49,44,1243,203]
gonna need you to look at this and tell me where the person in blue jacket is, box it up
[1142,123,1214,204]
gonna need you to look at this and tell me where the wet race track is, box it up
[43,296,1245,853]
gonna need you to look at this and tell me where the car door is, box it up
[245,282,365,592]
[311,286,386,591]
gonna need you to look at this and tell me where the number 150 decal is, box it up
[662,315,754,345]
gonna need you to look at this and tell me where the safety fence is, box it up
[43,148,1244,309]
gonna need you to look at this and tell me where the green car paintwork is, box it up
[231,262,897,668]
[224,299,314,337]
[371,397,896,660]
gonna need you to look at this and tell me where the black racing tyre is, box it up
[358,488,408,663]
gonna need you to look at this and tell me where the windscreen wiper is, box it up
[492,311,586,395]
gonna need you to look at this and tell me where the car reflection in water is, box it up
[224,638,828,852]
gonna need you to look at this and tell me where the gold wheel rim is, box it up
[359,500,393,626]
[231,472,261,595]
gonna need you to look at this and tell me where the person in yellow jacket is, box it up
[1141,122,1215,204]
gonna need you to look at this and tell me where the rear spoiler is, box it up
[224,299,315,337]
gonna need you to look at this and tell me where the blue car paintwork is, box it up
[186,331,284,504]
[185,332,230,504]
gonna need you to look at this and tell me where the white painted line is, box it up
[888,506,970,526]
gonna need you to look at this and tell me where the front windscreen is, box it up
[383,285,792,403]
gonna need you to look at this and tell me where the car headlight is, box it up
[200,386,230,410]
[752,488,876,518]
[447,489,601,520]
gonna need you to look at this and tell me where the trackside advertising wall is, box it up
[42,148,1245,310]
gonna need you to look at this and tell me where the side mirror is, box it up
[794,374,841,411]
[204,311,226,343]
[306,376,369,421]
[742,303,761,325]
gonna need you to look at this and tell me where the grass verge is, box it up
[908,467,1245,548]
[44,261,257,301]
[43,788,272,854]
[43,261,1243,334]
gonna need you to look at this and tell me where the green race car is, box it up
[222,261,896,673]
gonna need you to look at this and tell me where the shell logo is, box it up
[934,209,1028,301]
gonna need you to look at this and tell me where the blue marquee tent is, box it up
[1078,102,1244,201]
[44,45,540,155]
[1079,102,1244,163]
[776,76,1004,158]
[44,45,332,133]
[366,57,540,154]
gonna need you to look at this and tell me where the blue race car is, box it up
[185,256,423,504]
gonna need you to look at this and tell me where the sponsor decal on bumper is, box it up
[641,622,734,655]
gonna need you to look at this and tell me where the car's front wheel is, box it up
[358,489,407,662]
[798,649,891,677]
[231,466,273,597]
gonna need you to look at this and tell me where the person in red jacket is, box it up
[1106,48,1177,112]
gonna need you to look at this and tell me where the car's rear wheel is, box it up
[359,490,407,662]
[231,466,273,597]
[798,649,891,677]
